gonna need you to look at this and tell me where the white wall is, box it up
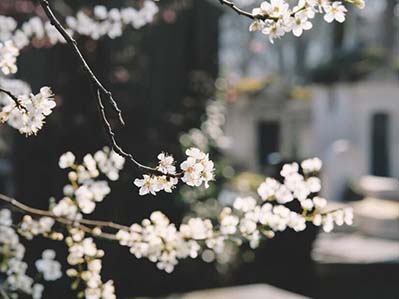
[224,81,398,200]
[310,81,399,200]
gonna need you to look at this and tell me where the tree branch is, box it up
[217,0,300,21]
[38,0,124,126]
[218,0,257,19]
[0,87,26,111]
[38,0,182,179]
[95,90,182,178]
[0,193,129,241]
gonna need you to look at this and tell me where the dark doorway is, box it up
[258,121,280,174]
[371,112,390,176]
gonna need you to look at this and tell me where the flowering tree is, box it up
[0,1,364,298]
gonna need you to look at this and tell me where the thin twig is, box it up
[38,0,182,179]
[38,0,124,126]
[0,87,26,111]
[218,0,258,19]
[95,90,182,178]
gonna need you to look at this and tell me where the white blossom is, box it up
[134,148,214,196]
[35,249,62,281]
[260,0,290,18]
[0,40,19,75]
[323,1,348,23]
[134,175,159,195]
[94,147,125,181]
[219,208,239,235]
[262,20,286,43]
[52,197,80,219]
[291,11,313,37]
[32,284,44,299]
[233,196,257,212]
[313,196,327,210]
[180,218,213,240]
[257,178,281,201]
[0,210,45,298]
[301,157,322,173]
[307,176,322,193]
[19,215,55,240]
[312,214,322,226]
[275,185,294,204]
[301,198,314,210]
[157,153,176,174]
[59,151,76,169]
[280,162,299,178]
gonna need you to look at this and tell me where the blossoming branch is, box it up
[1,153,353,293]
[0,1,158,50]
[220,0,365,43]
[0,85,56,135]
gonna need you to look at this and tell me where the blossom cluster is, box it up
[53,148,125,218]
[0,209,61,299]
[0,1,158,50]
[0,86,56,135]
[66,228,116,299]
[116,212,203,273]
[19,215,55,240]
[119,158,353,272]
[0,149,123,299]
[134,148,215,196]
[248,0,365,43]
[0,40,19,75]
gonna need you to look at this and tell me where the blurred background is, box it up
[0,0,398,298]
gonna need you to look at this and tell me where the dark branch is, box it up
[38,0,125,126]
[217,0,296,21]
[0,87,26,111]
[95,91,182,178]
[218,0,257,19]
[38,0,182,179]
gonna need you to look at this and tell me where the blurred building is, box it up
[224,80,399,201]
[220,0,399,202]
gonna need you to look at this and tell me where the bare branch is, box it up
[218,0,258,19]
[95,90,182,178]
[37,0,182,179]
[38,0,125,126]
